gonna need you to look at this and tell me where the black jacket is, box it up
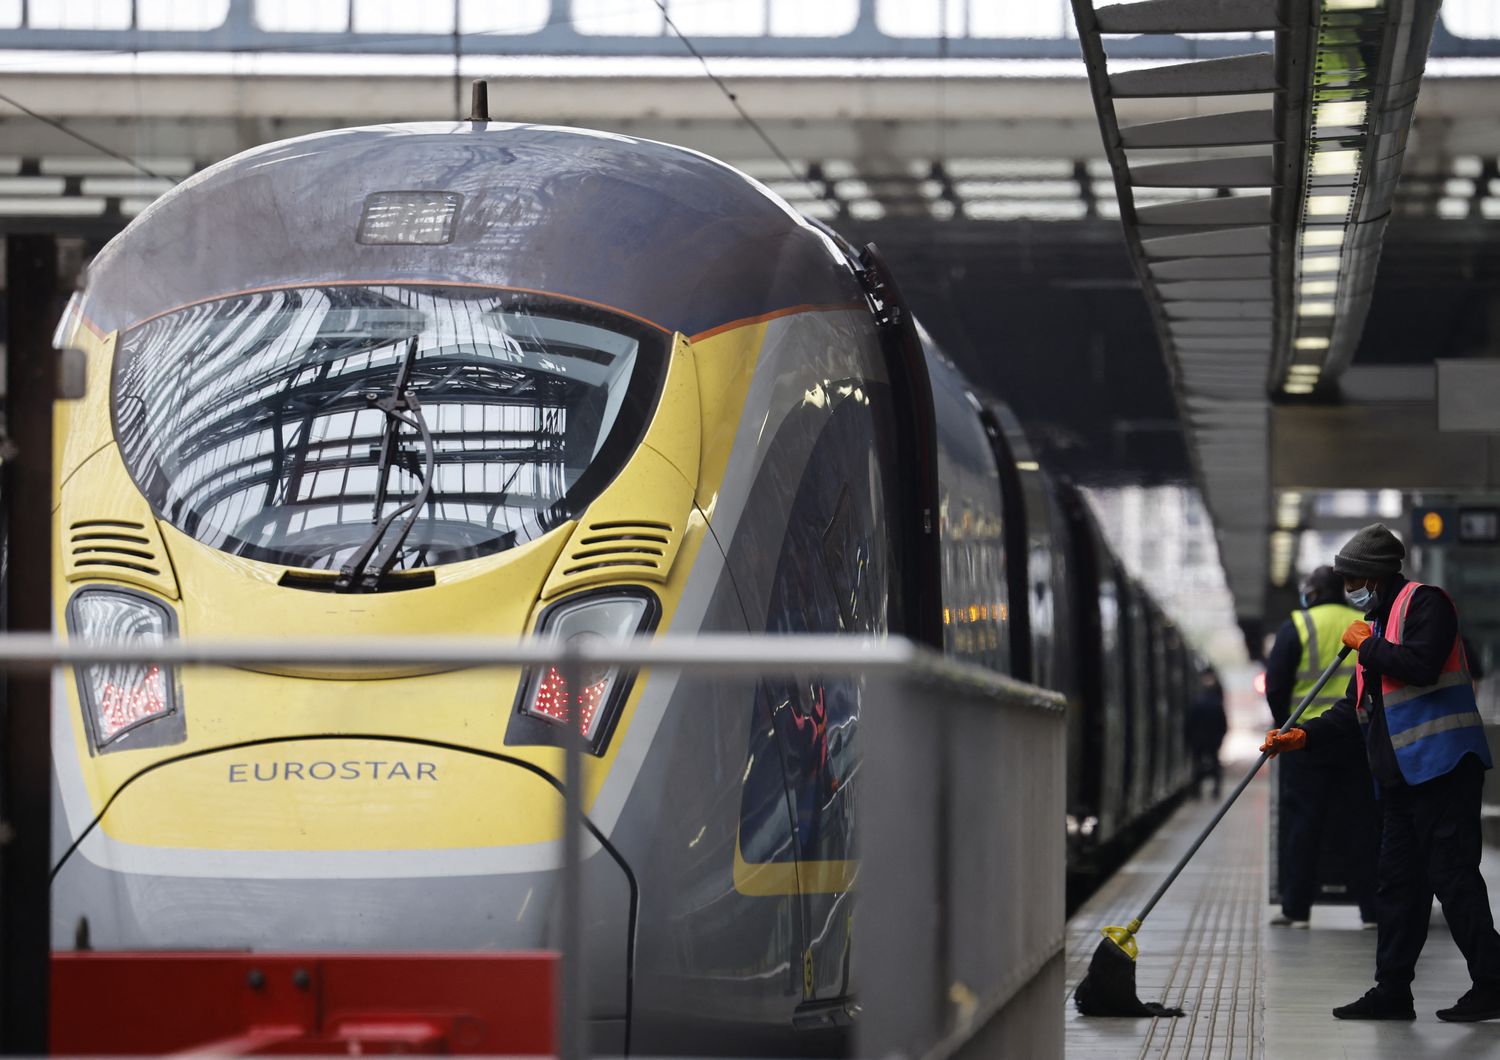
[1264,616,1301,727]
[1299,574,1459,788]
[1186,684,1228,752]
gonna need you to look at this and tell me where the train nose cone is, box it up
[51,739,634,1018]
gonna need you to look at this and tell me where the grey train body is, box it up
[50,121,1202,1054]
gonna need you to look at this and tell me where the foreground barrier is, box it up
[855,656,1067,1059]
[0,633,1064,1059]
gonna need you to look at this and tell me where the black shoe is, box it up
[1332,988,1415,1021]
[1437,985,1500,1022]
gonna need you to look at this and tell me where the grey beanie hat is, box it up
[1333,523,1405,579]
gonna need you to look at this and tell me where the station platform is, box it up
[1064,766,1500,1058]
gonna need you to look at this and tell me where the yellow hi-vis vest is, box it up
[1293,602,1364,720]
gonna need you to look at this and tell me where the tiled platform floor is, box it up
[1065,768,1500,1058]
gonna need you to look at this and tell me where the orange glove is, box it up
[1261,728,1308,757]
[1342,621,1372,651]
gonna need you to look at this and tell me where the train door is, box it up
[930,375,1011,674]
[855,243,942,650]
[1033,476,1082,828]
[984,402,1070,693]
[1148,609,1170,803]
[1120,587,1138,818]
[1165,631,1190,791]
[1124,585,1154,818]
[713,290,911,1019]
[1061,487,1123,846]
[784,248,938,1011]
[1027,477,1069,699]
[1097,559,1129,841]
[979,408,1031,682]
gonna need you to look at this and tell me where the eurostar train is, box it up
[49,121,1201,1054]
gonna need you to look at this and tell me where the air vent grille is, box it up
[60,513,179,599]
[543,519,684,599]
[57,445,180,599]
[561,521,672,576]
[68,519,163,576]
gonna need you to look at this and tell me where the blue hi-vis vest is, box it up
[1355,582,1492,786]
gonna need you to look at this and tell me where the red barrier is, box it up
[50,952,557,1055]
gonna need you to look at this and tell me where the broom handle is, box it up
[1129,643,1354,929]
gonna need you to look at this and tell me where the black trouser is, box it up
[1279,742,1381,921]
[1190,744,1221,797]
[1376,754,1500,996]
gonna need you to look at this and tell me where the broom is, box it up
[1073,643,1354,1017]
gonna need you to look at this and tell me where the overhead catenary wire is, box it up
[0,87,174,183]
[0,0,731,71]
[0,0,722,186]
[937,0,950,165]
[648,0,825,201]
[0,1,834,215]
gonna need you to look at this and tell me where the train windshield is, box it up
[111,284,667,571]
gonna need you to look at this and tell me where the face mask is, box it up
[1298,591,1310,609]
[1347,585,1377,611]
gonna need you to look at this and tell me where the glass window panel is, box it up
[1444,0,1500,40]
[969,0,1072,39]
[137,0,230,30]
[28,0,131,29]
[671,0,766,36]
[255,0,348,32]
[353,0,454,34]
[461,0,549,35]
[876,0,964,38]
[770,0,857,36]
[573,0,661,36]
[112,284,666,573]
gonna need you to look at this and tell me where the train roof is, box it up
[77,122,859,338]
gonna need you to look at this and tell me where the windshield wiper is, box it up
[334,336,438,592]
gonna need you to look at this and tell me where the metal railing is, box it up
[0,632,1066,1059]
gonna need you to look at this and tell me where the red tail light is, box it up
[98,665,170,740]
[509,588,660,754]
[527,665,611,737]
[65,587,184,753]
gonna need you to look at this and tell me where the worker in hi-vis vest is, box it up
[1263,565,1379,930]
[1263,523,1500,1023]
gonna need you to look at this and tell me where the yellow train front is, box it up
[50,121,910,1053]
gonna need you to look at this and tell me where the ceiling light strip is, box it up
[1281,0,1442,396]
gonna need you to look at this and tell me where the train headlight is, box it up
[510,588,660,754]
[64,588,184,754]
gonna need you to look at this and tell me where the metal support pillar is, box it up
[558,650,588,1060]
[0,234,58,1053]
